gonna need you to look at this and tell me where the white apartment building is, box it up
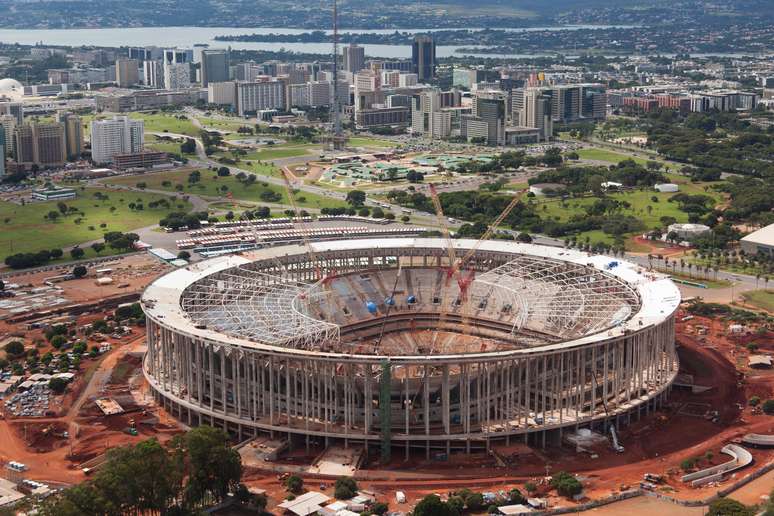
[236,81,286,116]
[90,116,144,164]
[208,81,237,107]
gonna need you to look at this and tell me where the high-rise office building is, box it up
[143,60,164,88]
[411,35,436,82]
[14,122,67,168]
[162,49,192,90]
[90,116,144,164]
[164,63,191,90]
[57,112,84,160]
[0,102,24,125]
[343,44,366,74]
[0,124,5,177]
[411,89,451,139]
[515,88,553,142]
[200,50,230,87]
[471,91,507,145]
[0,115,15,158]
[115,59,140,87]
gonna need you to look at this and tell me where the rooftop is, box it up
[741,223,774,246]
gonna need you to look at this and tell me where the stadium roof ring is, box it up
[142,238,681,446]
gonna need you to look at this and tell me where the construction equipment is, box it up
[426,184,457,353]
[426,186,525,348]
[280,168,337,299]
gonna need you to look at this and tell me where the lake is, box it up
[0,25,627,59]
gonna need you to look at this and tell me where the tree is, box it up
[4,341,25,358]
[217,166,231,177]
[177,251,191,260]
[72,265,87,278]
[47,210,60,221]
[50,248,63,259]
[91,242,105,254]
[50,335,67,349]
[286,475,303,494]
[346,190,366,207]
[413,495,458,516]
[516,232,532,243]
[762,399,774,415]
[49,377,68,394]
[70,247,85,260]
[371,502,389,515]
[371,207,385,219]
[707,498,754,516]
[334,477,358,500]
[465,493,485,511]
[175,426,242,505]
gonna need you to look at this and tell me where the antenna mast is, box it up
[332,0,342,143]
[330,0,346,149]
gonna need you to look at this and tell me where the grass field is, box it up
[0,188,191,260]
[196,116,250,133]
[83,112,200,138]
[145,134,196,156]
[575,148,651,166]
[741,290,774,312]
[348,137,397,148]
[536,187,721,248]
[104,169,346,210]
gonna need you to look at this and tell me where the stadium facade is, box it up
[141,238,680,453]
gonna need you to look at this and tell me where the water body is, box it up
[0,25,626,59]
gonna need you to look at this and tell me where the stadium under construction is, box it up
[141,238,680,455]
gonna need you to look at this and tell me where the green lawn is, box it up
[348,137,397,148]
[104,169,345,210]
[536,188,720,248]
[196,116,250,132]
[247,146,311,160]
[145,134,196,156]
[0,188,190,260]
[84,112,200,137]
[575,147,651,166]
[741,290,774,312]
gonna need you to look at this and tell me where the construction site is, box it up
[0,182,772,515]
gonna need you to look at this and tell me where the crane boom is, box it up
[281,167,320,269]
[452,192,522,276]
[428,184,456,269]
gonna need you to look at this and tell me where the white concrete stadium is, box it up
[141,238,680,454]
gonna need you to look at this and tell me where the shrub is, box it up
[285,475,303,494]
[550,471,582,498]
[333,477,358,500]
[707,498,754,516]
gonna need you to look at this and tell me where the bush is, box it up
[371,502,388,515]
[707,498,754,516]
[550,471,582,498]
[413,495,458,516]
[334,477,358,500]
[465,493,485,511]
[285,475,303,494]
[4,341,25,358]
